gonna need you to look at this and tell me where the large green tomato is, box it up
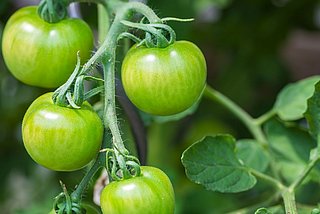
[121,41,207,116]
[100,166,175,214]
[2,6,94,88]
[22,92,103,171]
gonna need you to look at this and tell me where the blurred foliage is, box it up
[0,0,319,213]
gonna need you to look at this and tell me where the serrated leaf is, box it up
[181,135,256,193]
[236,139,270,172]
[274,76,320,121]
[305,81,320,140]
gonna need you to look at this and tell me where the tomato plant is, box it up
[49,202,101,214]
[3,0,320,213]
[2,6,93,88]
[121,41,207,116]
[100,166,175,214]
[22,92,103,171]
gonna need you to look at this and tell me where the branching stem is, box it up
[204,85,268,147]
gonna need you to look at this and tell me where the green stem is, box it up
[228,191,281,214]
[204,85,282,180]
[103,55,131,179]
[251,168,300,214]
[95,1,160,178]
[70,130,108,201]
[250,169,285,190]
[79,1,161,76]
[254,109,276,126]
[282,190,298,214]
[102,52,127,154]
[68,0,160,199]
[204,85,268,147]
[289,156,320,191]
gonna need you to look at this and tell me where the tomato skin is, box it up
[22,92,103,171]
[100,166,175,214]
[2,6,94,88]
[121,41,207,116]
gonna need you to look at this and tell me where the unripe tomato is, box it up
[100,166,175,214]
[121,41,207,116]
[2,6,94,88]
[22,93,103,171]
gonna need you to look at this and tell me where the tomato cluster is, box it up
[2,3,206,214]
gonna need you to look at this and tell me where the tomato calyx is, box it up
[52,181,85,214]
[120,20,175,48]
[38,0,69,23]
[119,17,194,48]
[102,147,141,181]
[52,53,104,108]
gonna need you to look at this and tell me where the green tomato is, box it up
[22,92,103,171]
[2,6,94,88]
[100,166,175,214]
[121,41,207,116]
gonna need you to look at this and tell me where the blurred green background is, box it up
[1,0,320,213]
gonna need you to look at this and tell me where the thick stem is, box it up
[102,52,127,154]
[102,49,132,179]
[97,1,160,177]
[282,190,298,214]
[99,1,160,139]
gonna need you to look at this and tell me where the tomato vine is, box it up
[2,0,320,213]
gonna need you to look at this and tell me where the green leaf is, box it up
[264,120,316,182]
[305,81,320,140]
[236,139,270,173]
[274,75,320,121]
[181,135,256,193]
[265,120,315,163]
[274,161,307,183]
